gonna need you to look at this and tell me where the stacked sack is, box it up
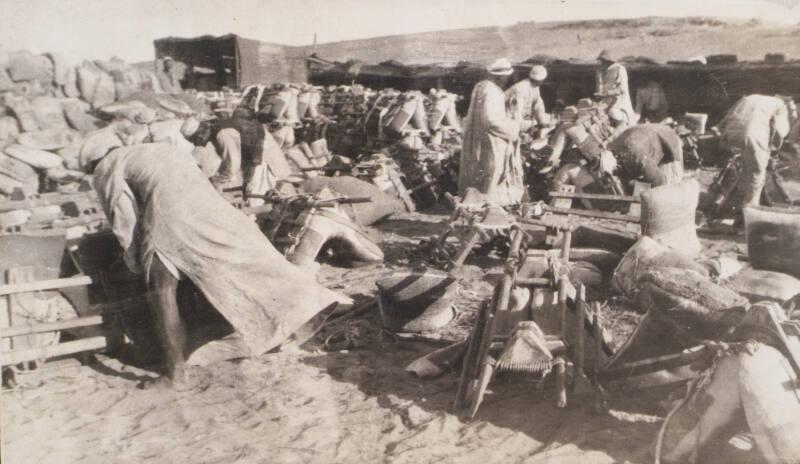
[0,48,193,201]
[0,48,214,233]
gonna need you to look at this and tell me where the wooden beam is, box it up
[544,205,640,223]
[0,315,103,338]
[1,336,106,367]
[550,191,640,203]
[0,275,94,297]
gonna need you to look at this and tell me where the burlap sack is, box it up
[7,97,40,132]
[4,144,64,169]
[744,205,800,278]
[727,267,800,304]
[635,266,748,316]
[640,178,701,258]
[31,96,69,131]
[0,116,20,142]
[612,236,708,299]
[0,151,37,182]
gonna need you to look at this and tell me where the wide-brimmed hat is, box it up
[597,49,615,62]
[487,57,514,76]
[529,65,548,82]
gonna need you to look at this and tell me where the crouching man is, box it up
[606,123,684,188]
[85,143,350,390]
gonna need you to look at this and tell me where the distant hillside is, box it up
[308,16,800,65]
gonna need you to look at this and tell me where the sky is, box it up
[1,0,799,63]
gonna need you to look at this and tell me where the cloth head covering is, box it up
[180,116,200,138]
[487,58,514,76]
[608,105,627,123]
[597,49,615,62]
[79,129,123,171]
[529,65,548,82]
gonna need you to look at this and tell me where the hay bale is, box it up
[640,178,701,257]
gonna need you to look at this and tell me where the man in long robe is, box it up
[595,50,635,128]
[458,58,529,206]
[90,143,349,389]
[717,95,796,214]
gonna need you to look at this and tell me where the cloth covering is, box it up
[458,79,523,205]
[608,124,684,186]
[93,143,350,356]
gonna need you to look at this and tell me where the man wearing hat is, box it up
[595,50,635,128]
[505,64,551,126]
[459,58,531,205]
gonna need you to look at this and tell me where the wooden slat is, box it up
[1,336,106,367]
[1,315,103,338]
[0,275,94,297]
[544,205,640,223]
[550,191,640,203]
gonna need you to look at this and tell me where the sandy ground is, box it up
[1,167,781,464]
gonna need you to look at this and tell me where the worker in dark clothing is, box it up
[607,124,684,187]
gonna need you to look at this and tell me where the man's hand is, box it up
[520,119,534,133]
[598,150,618,174]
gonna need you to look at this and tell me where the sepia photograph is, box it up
[1,0,800,462]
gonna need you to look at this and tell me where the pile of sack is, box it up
[0,49,205,201]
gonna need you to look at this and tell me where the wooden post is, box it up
[574,284,586,378]
[558,278,568,339]
[593,303,603,414]
[560,228,572,260]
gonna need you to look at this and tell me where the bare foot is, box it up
[138,367,210,392]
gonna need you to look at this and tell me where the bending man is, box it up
[88,143,349,389]
[717,94,796,219]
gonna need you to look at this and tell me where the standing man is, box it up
[458,58,530,205]
[635,80,669,123]
[595,50,635,128]
[717,95,796,218]
[505,64,551,127]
